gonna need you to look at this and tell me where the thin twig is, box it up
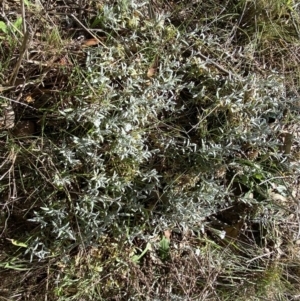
[246,251,274,264]
[148,0,156,20]
[0,95,37,110]
[71,14,108,49]
[187,104,220,134]
[8,30,31,86]
[20,0,28,60]
[45,264,50,301]
[198,52,239,80]
[21,0,26,35]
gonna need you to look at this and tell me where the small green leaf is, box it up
[24,0,31,6]
[91,16,102,28]
[159,237,170,260]
[13,17,23,30]
[254,173,264,180]
[8,239,28,248]
[131,242,151,263]
[0,21,7,33]
[4,262,29,271]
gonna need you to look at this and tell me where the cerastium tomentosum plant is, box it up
[24,0,295,261]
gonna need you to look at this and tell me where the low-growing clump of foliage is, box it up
[1,0,300,300]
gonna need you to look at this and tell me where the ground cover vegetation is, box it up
[0,0,300,300]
